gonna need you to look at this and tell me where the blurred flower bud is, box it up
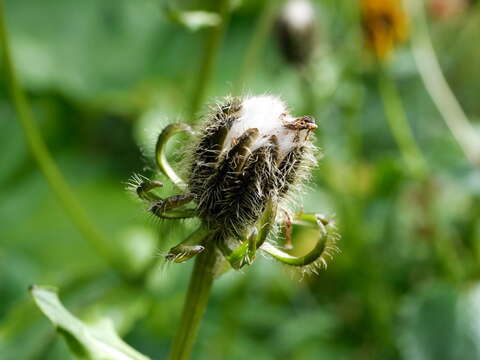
[189,95,317,237]
[429,0,469,20]
[276,0,316,67]
[360,0,408,60]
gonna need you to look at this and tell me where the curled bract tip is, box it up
[166,245,205,263]
[155,123,194,190]
[260,213,338,274]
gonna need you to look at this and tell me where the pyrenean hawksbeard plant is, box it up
[130,94,338,360]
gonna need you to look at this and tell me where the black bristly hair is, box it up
[187,96,316,239]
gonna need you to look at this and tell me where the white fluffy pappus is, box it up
[223,95,313,158]
[280,0,315,32]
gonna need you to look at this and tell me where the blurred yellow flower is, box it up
[360,0,408,59]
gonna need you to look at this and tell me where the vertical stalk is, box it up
[407,0,480,166]
[189,0,231,123]
[298,71,317,117]
[168,241,220,360]
[377,66,427,178]
[233,0,279,95]
[0,1,120,273]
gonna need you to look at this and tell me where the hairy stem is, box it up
[407,0,480,166]
[189,0,231,123]
[378,66,427,178]
[168,240,220,360]
[233,0,279,95]
[0,1,120,272]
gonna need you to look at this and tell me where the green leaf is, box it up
[165,7,221,32]
[29,285,150,360]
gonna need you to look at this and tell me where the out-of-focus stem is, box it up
[233,0,280,95]
[168,239,219,360]
[189,0,231,123]
[378,66,427,178]
[0,1,121,273]
[298,71,318,117]
[407,0,480,166]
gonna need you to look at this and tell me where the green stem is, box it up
[0,1,120,272]
[189,0,230,123]
[377,66,427,178]
[298,71,318,118]
[168,240,220,360]
[406,0,480,166]
[232,0,279,95]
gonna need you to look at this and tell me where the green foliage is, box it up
[164,6,221,32]
[1,0,480,359]
[399,283,480,360]
[29,286,150,360]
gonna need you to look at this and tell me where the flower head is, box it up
[189,95,316,237]
[360,0,408,60]
[130,95,337,274]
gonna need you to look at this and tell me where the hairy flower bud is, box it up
[188,95,317,237]
[276,0,316,67]
[130,94,337,272]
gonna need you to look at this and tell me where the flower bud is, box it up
[130,95,336,271]
[188,95,317,237]
[429,0,469,20]
[360,0,408,60]
[276,0,316,67]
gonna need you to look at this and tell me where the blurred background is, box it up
[2,0,480,359]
